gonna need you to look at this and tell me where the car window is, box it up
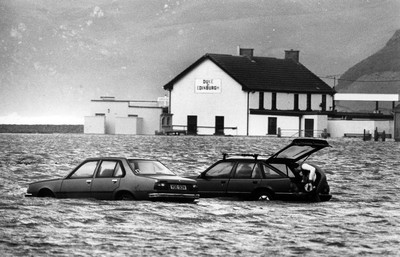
[70,161,98,178]
[274,145,314,160]
[205,162,234,178]
[97,161,124,178]
[128,160,175,175]
[263,164,284,178]
[114,162,124,177]
[252,164,263,179]
[234,162,256,179]
[268,163,295,178]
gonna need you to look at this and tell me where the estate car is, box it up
[187,139,332,202]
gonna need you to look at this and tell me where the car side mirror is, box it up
[199,172,207,179]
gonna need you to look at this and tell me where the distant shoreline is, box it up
[0,124,83,134]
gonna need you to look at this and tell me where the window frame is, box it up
[68,160,99,179]
[96,160,126,178]
[262,163,286,178]
[203,161,235,179]
[267,163,296,178]
[233,162,257,179]
[128,160,175,176]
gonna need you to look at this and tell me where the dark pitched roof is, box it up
[163,53,335,95]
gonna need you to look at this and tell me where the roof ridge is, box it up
[164,52,335,94]
[205,53,233,57]
[206,53,279,60]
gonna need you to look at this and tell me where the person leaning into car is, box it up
[299,163,316,192]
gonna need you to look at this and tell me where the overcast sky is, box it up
[0,0,399,124]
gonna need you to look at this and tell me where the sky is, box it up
[0,0,399,124]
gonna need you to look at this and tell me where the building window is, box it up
[259,92,264,110]
[268,117,277,135]
[271,93,277,110]
[294,94,299,111]
[306,93,312,111]
[95,113,105,116]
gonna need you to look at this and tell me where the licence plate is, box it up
[170,184,187,190]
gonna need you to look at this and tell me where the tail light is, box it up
[154,181,168,190]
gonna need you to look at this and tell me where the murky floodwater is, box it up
[1,134,399,256]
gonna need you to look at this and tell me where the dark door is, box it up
[305,119,314,137]
[187,115,197,135]
[215,116,224,135]
[268,117,277,135]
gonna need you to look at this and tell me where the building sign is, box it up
[195,79,221,93]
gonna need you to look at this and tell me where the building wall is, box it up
[84,116,105,134]
[276,93,292,110]
[169,59,248,135]
[249,115,299,136]
[328,120,393,138]
[129,107,162,135]
[115,117,137,135]
[301,115,328,137]
[168,59,335,136]
[90,101,128,134]
[87,101,163,135]
[250,92,333,111]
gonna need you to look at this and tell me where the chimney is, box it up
[238,46,254,58]
[285,49,299,62]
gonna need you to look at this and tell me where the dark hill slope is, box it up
[335,30,400,113]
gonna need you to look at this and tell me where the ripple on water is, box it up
[1,134,400,256]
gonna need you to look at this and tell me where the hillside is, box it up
[0,0,399,123]
[335,29,400,113]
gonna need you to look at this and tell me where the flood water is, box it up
[1,134,399,256]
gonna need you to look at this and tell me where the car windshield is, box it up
[128,160,175,175]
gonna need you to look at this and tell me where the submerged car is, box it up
[26,157,199,202]
[187,138,332,202]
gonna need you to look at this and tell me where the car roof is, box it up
[83,157,157,161]
[220,138,330,163]
[222,153,268,161]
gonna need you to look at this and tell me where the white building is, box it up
[84,97,166,135]
[327,93,398,137]
[163,49,336,137]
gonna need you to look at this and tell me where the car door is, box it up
[197,161,235,197]
[60,160,99,198]
[260,163,292,198]
[90,160,124,200]
[226,162,263,198]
